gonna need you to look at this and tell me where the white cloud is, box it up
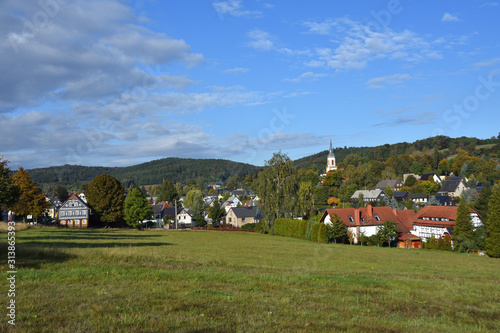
[283,72,327,83]
[365,73,411,89]
[0,0,204,111]
[213,0,261,18]
[442,13,460,22]
[224,67,250,73]
[473,57,500,69]
[480,2,498,7]
[247,29,274,51]
[304,18,441,70]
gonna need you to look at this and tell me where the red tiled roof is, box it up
[413,205,478,227]
[398,233,421,241]
[320,205,415,234]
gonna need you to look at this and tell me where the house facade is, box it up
[58,194,91,228]
[375,180,404,191]
[410,205,482,242]
[350,189,388,204]
[319,205,414,244]
[225,206,262,227]
[439,177,467,198]
[177,208,193,227]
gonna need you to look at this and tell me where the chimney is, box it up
[393,208,397,216]
[354,208,360,225]
[367,204,373,217]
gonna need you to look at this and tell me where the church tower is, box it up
[326,138,337,173]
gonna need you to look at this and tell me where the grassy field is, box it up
[1,227,499,332]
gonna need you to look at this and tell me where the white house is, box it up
[410,205,482,242]
[177,208,193,228]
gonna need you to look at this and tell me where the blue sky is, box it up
[1,0,499,169]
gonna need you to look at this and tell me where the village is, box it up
[5,138,495,254]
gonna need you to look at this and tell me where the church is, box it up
[326,139,337,173]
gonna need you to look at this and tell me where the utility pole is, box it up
[174,199,178,230]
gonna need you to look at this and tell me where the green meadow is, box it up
[1,227,499,332]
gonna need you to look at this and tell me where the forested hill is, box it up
[293,135,500,171]
[28,158,261,189]
[28,135,499,190]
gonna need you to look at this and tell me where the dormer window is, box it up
[348,216,354,223]
[374,215,380,221]
[361,217,365,223]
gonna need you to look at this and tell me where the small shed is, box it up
[397,234,422,249]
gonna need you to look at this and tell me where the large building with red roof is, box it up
[319,204,482,246]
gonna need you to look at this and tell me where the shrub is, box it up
[318,223,328,244]
[241,223,256,231]
[310,223,320,242]
[255,220,270,234]
[306,220,318,240]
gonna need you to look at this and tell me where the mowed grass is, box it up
[1,228,499,332]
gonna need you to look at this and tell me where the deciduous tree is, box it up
[12,167,47,222]
[87,174,125,227]
[184,189,205,226]
[255,152,298,224]
[377,220,398,247]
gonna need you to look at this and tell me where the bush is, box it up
[455,234,478,253]
[241,223,256,230]
[255,220,270,234]
[306,220,318,240]
[310,223,320,242]
[318,223,328,244]
[273,218,307,239]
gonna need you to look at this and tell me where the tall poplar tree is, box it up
[486,184,500,257]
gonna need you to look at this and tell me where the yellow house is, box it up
[225,207,262,228]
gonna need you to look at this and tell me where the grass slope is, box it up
[1,228,499,332]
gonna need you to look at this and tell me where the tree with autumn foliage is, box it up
[12,167,48,222]
[86,174,125,227]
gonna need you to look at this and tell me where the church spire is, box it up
[329,138,333,154]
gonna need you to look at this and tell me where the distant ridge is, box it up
[28,157,261,189]
[28,135,499,189]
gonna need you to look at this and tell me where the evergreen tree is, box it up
[124,187,152,229]
[209,198,225,226]
[157,178,179,204]
[87,174,125,227]
[12,167,48,222]
[453,196,475,251]
[0,158,19,214]
[474,183,492,225]
[328,213,347,243]
[486,183,500,257]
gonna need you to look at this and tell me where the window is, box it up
[242,218,246,222]
[361,217,365,223]
[229,218,232,222]
[348,216,354,223]
[374,215,380,221]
